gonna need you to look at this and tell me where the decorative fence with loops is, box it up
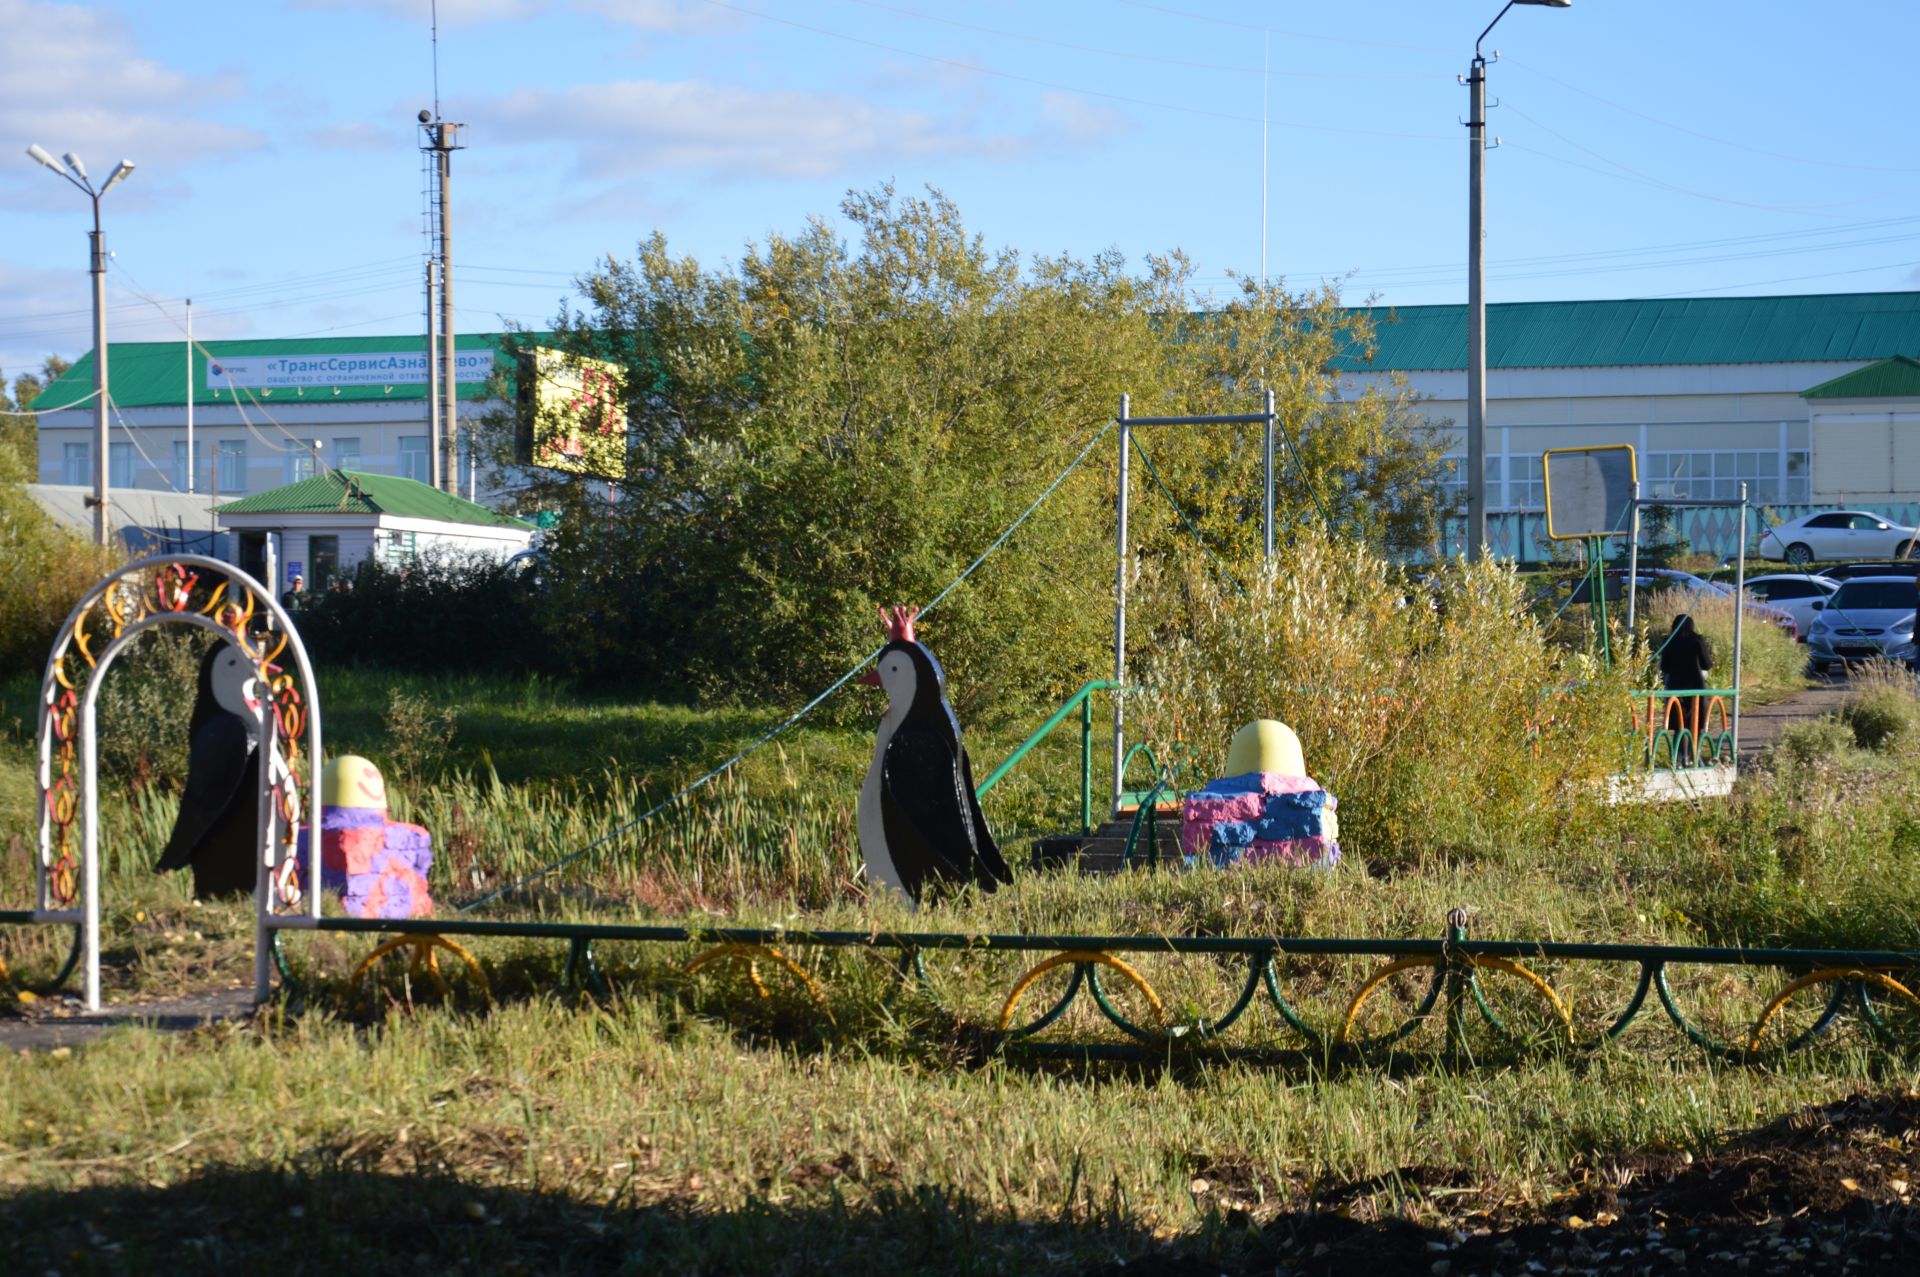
[261,910,1920,1065]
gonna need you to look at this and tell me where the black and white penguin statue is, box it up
[857,606,1012,906]
[155,641,265,898]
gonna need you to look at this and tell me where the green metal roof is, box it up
[37,292,1920,411]
[213,470,534,529]
[1800,354,1920,400]
[1337,291,1920,371]
[34,332,546,411]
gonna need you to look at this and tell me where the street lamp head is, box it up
[25,143,70,176]
[62,152,89,181]
[99,160,135,197]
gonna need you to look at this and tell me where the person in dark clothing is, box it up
[1658,614,1713,763]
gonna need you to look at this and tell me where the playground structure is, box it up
[3,400,1886,1062]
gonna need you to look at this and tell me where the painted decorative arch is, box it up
[33,554,323,1009]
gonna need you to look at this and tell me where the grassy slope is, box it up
[7,666,1920,1269]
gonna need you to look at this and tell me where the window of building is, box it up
[109,442,134,488]
[1437,455,1502,509]
[1506,455,1545,510]
[309,535,340,591]
[62,441,89,486]
[289,449,317,483]
[1643,450,1807,504]
[172,440,201,491]
[399,436,428,484]
[334,437,362,470]
[217,440,248,493]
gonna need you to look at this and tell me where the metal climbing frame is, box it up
[282,910,1920,1063]
[1114,391,1316,818]
[15,554,323,1010]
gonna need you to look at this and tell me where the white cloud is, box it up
[568,0,732,32]
[308,122,407,152]
[290,0,551,23]
[292,0,724,28]
[0,0,260,209]
[1038,93,1127,146]
[481,78,1025,181]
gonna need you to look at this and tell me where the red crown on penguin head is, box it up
[879,605,918,643]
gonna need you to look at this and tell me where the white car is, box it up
[1758,511,1920,568]
[1742,573,1839,641]
[1805,576,1920,671]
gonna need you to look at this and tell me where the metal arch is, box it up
[31,554,325,1011]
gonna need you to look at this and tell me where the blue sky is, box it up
[3,0,1917,379]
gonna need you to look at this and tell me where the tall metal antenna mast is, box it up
[418,0,462,495]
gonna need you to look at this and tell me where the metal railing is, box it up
[1630,688,1738,771]
[975,679,1117,834]
[241,909,1920,1064]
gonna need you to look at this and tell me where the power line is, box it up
[1503,56,1920,176]
[700,0,1452,141]
[1107,0,1449,51]
[834,0,1431,80]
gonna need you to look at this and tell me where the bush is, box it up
[94,627,219,790]
[0,450,116,677]
[1127,533,1635,866]
[291,549,549,677]
[1838,662,1920,752]
[1767,716,1857,769]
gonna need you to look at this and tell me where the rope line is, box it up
[1129,435,1246,597]
[456,418,1117,912]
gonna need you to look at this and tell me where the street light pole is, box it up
[26,145,135,548]
[1464,0,1568,563]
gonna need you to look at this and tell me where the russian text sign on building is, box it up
[1543,444,1637,541]
[205,350,495,390]
[520,348,627,479]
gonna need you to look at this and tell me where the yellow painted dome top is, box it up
[1223,719,1305,777]
[323,755,389,811]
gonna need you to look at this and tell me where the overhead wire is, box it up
[699,0,1452,141]
[457,415,1119,911]
[834,0,1432,80]
[1502,56,1920,176]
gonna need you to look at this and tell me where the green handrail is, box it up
[975,679,1116,834]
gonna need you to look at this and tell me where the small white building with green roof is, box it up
[214,470,534,597]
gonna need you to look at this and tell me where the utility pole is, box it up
[185,298,194,493]
[419,110,462,493]
[1464,1,1571,562]
[425,257,441,488]
[25,146,134,547]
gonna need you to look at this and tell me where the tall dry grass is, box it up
[1127,535,1636,867]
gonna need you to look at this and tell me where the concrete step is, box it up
[1030,811,1185,876]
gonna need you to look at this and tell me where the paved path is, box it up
[1,986,258,1054]
[1737,672,1850,764]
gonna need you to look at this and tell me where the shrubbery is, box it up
[1128,532,1634,866]
[477,185,1444,715]
[0,446,116,678]
[291,550,548,676]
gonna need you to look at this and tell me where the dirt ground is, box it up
[1112,1091,1920,1276]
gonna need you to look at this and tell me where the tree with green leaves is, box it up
[482,185,1444,714]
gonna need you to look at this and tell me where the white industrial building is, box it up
[32,291,1920,563]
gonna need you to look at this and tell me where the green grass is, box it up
[9,662,1920,1269]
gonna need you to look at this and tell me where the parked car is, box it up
[1757,511,1920,568]
[1815,560,1920,582]
[1741,573,1839,642]
[1804,576,1919,671]
[1561,568,1796,635]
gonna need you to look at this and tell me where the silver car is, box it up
[1805,576,1919,671]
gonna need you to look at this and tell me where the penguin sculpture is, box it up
[857,606,1012,906]
[154,641,265,898]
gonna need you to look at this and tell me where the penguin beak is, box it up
[858,669,882,688]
